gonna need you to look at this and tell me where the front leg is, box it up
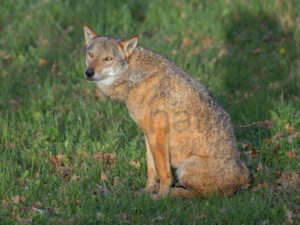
[147,131,172,199]
[145,135,159,193]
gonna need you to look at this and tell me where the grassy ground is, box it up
[0,0,299,224]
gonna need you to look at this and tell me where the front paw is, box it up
[156,184,170,199]
[150,189,170,200]
[145,182,159,194]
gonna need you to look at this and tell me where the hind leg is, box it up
[171,187,198,199]
[176,157,246,197]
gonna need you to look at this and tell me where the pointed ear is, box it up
[84,24,98,46]
[119,36,139,58]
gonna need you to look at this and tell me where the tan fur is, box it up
[83,25,253,199]
[171,188,198,199]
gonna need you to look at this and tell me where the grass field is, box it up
[0,0,299,224]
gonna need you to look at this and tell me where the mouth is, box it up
[85,76,97,82]
[85,74,108,82]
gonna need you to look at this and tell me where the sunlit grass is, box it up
[0,0,299,224]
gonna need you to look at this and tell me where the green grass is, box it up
[0,0,299,224]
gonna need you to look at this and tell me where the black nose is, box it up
[85,68,95,77]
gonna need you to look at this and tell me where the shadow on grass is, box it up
[217,8,298,97]
[216,8,299,125]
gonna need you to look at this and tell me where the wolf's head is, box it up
[83,24,139,87]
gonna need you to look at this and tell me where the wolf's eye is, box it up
[105,57,113,61]
[88,52,94,57]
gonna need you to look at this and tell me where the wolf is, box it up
[83,24,252,199]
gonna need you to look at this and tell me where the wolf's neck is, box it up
[99,47,169,102]
[126,47,168,83]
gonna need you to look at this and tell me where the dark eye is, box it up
[105,57,113,61]
[88,52,94,57]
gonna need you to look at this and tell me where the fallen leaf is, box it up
[20,195,27,203]
[241,143,248,149]
[180,12,186,19]
[1,199,9,206]
[129,160,140,169]
[218,47,228,58]
[151,215,164,223]
[285,209,294,224]
[247,143,253,150]
[244,92,254,98]
[257,162,263,171]
[113,176,120,187]
[64,196,69,205]
[263,137,272,142]
[11,195,20,204]
[101,172,107,183]
[49,153,74,180]
[288,151,296,159]
[31,201,42,208]
[273,151,281,159]
[181,37,191,51]
[81,151,89,158]
[263,181,268,187]
[201,35,215,48]
[285,123,295,133]
[3,54,11,64]
[49,154,67,168]
[263,120,273,129]
[94,151,116,168]
[251,47,261,54]
[42,39,48,46]
[291,131,300,138]
[273,132,281,139]
[96,212,103,219]
[276,172,299,190]
[94,152,103,161]
[56,153,66,162]
[16,216,33,224]
[71,174,79,181]
[251,150,258,156]
[38,57,48,65]
[187,46,200,57]
[32,207,44,215]
[242,150,261,156]
[62,167,71,181]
